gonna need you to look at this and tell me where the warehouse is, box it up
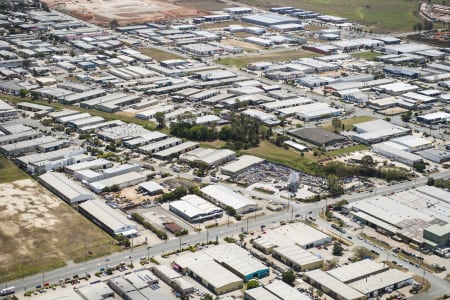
[390,135,433,152]
[0,100,19,121]
[182,43,223,56]
[88,171,147,193]
[242,109,280,126]
[60,88,106,104]
[17,146,87,174]
[204,243,269,281]
[253,222,332,252]
[16,102,54,113]
[174,254,243,295]
[169,194,223,223]
[78,199,138,236]
[66,116,105,129]
[64,158,113,175]
[262,98,312,111]
[272,243,323,271]
[56,112,91,124]
[417,149,450,163]
[375,82,418,96]
[221,155,264,176]
[39,171,92,204]
[423,224,450,249]
[78,120,125,133]
[246,279,310,300]
[98,124,151,144]
[288,127,346,147]
[135,105,174,120]
[372,142,423,166]
[303,270,365,300]
[0,130,42,146]
[349,269,413,298]
[37,139,70,153]
[201,184,258,214]
[48,109,79,119]
[152,265,194,295]
[138,137,182,154]
[352,119,411,145]
[122,131,167,148]
[327,259,388,284]
[180,148,236,167]
[76,282,115,300]
[108,270,159,298]
[0,135,57,156]
[417,111,450,125]
[294,102,340,121]
[241,13,301,27]
[153,141,199,160]
[138,181,164,195]
[75,163,141,183]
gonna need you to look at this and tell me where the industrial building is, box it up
[241,109,280,126]
[153,141,199,160]
[417,111,450,124]
[204,243,269,281]
[372,142,423,166]
[152,265,194,295]
[64,158,113,175]
[423,224,450,250]
[74,163,140,182]
[173,253,243,295]
[180,148,236,167]
[169,194,223,223]
[78,199,138,236]
[138,181,164,195]
[253,222,332,252]
[201,184,258,214]
[241,13,302,27]
[88,171,147,194]
[0,135,57,156]
[39,171,92,204]
[389,135,433,152]
[303,270,365,300]
[271,244,323,271]
[348,269,413,298]
[138,137,182,154]
[108,270,159,298]
[0,100,19,121]
[352,119,411,145]
[76,282,115,300]
[326,259,388,284]
[221,155,264,176]
[288,127,346,148]
[0,129,42,146]
[245,279,310,300]
[417,149,450,163]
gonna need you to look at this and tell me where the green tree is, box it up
[361,155,374,168]
[247,279,259,289]
[201,294,213,300]
[19,89,28,98]
[225,205,236,217]
[331,118,342,133]
[282,270,296,286]
[427,177,435,186]
[352,246,375,261]
[155,112,166,129]
[332,243,344,256]
[327,175,344,196]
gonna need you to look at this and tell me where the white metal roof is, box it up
[139,181,164,193]
[264,280,311,300]
[349,269,412,294]
[304,270,364,300]
[186,259,242,289]
[201,184,257,211]
[39,171,92,203]
[272,244,322,267]
[327,259,387,283]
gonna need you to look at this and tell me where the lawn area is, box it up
[241,140,320,174]
[0,179,119,283]
[325,144,369,157]
[238,0,442,33]
[216,49,320,68]
[321,115,376,132]
[1,94,156,129]
[199,140,227,149]
[139,48,183,61]
[0,155,30,183]
[351,51,381,61]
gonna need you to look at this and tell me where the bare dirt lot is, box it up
[0,179,118,282]
[43,0,207,26]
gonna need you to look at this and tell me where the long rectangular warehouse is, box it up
[78,199,137,236]
[39,171,92,204]
[221,155,264,176]
[153,141,198,160]
[0,135,57,156]
[88,171,147,193]
[201,184,258,214]
[169,194,223,223]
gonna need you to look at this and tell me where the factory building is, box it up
[221,155,264,176]
[0,129,42,146]
[153,141,199,160]
[78,199,138,236]
[245,279,310,300]
[180,148,236,167]
[241,13,302,27]
[152,265,194,295]
[64,159,113,175]
[88,171,147,194]
[0,136,57,156]
[76,282,115,300]
[39,171,92,204]
[169,194,223,223]
[303,270,365,300]
[288,127,346,148]
[326,259,389,284]
[372,142,423,166]
[389,135,433,152]
[271,244,323,271]
[201,184,258,215]
[138,137,182,154]
[352,119,411,145]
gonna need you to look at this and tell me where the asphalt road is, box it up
[6,170,450,297]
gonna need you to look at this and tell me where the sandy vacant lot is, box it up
[0,179,117,282]
[43,0,206,26]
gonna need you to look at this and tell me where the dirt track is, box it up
[43,0,207,26]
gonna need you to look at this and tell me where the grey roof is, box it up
[327,259,388,283]
[304,270,364,300]
[39,171,92,203]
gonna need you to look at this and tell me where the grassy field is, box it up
[238,0,442,33]
[0,179,119,283]
[2,94,156,129]
[0,155,30,183]
[351,51,381,61]
[139,48,183,62]
[199,140,227,149]
[216,49,320,68]
[321,115,376,132]
[241,140,320,173]
[325,144,369,157]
